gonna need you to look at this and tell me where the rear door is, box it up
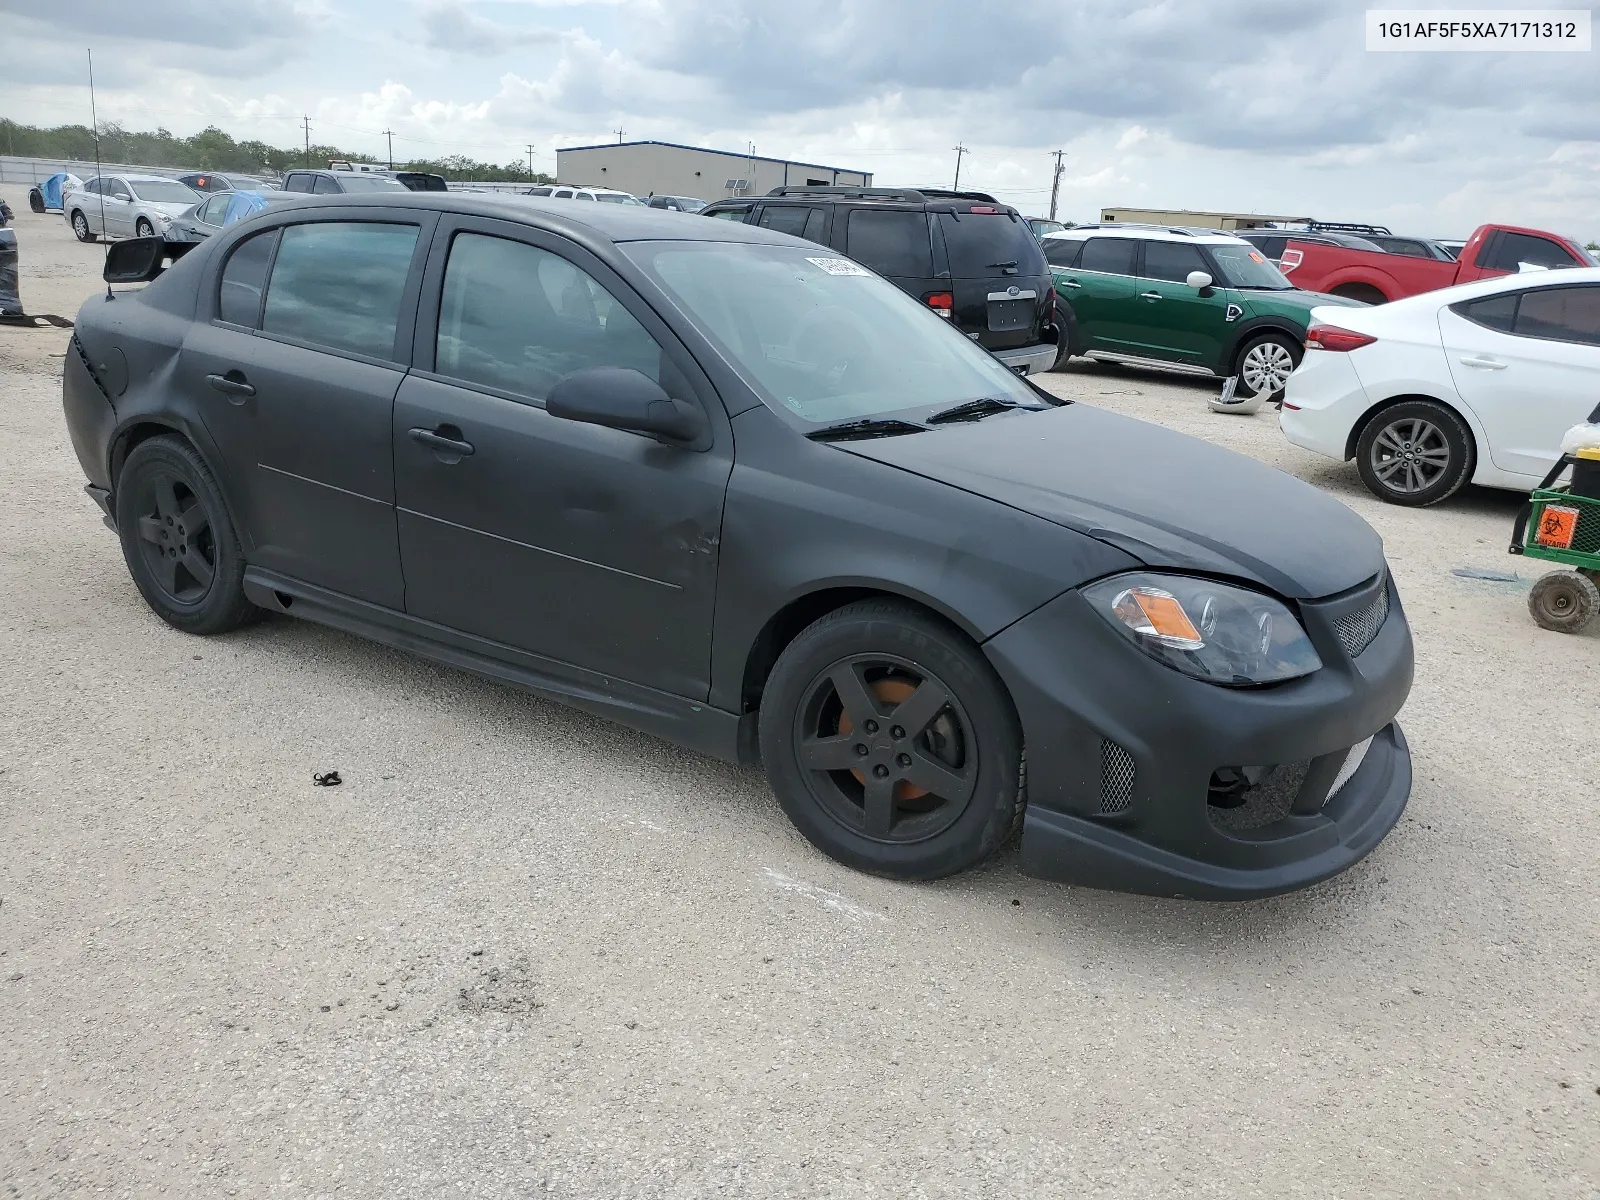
[391,216,732,698]
[1131,239,1237,368]
[935,209,1051,351]
[1442,283,1600,478]
[753,203,830,246]
[175,210,435,607]
[1055,236,1140,352]
[103,178,136,237]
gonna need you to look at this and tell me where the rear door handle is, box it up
[1459,355,1506,370]
[206,371,255,399]
[1139,291,1163,300]
[409,426,475,457]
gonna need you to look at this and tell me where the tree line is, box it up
[0,119,554,184]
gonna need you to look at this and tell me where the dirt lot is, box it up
[1,205,1597,1198]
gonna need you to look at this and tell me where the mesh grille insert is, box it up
[1335,582,1389,659]
[1099,740,1135,815]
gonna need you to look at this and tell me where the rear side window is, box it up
[1077,237,1138,276]
[847,210,932,278]
[1141,241,1208,283]
[526,187,553,197]
[1453,292,1517,333]
[937,213,1046,278]
[708,206,751,222]
[758,205,812,238]
[434,232,663,400]
[1480,232,1580,272]
[282,174,313,194]
[217,229,278,327]
[1044,239,1082,267]
[199,194,231,226]
[261,222,419,358]
[1514,286,1600,346]
[1256,235,1288,259]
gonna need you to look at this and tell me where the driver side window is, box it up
[433,232,665,402]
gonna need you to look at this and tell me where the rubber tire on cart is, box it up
[1234,332,1301,406]
[1527,570,1599,634]
[758,599,1025,881]
[115,435,260,636]
[1356,399,1474,507]
[135,217,155,239]
[71,211,96,243]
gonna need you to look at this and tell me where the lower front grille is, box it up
[1098,740,1135,815]
[1207,761,1312,831]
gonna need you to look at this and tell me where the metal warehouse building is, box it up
[555,140,872,203]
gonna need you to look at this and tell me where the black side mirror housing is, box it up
[546,367,708,445]
[103,237,166,283]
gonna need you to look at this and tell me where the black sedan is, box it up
[63,194,1413,899]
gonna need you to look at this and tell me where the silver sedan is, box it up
[65,174,204,243]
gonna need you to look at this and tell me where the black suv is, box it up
[280,169,409,196]
[702,187,1058,376]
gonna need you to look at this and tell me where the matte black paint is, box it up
[62,192,1415,899]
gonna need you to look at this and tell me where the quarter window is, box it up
[217,229,278,327]
[1514,286,1600,346]
[434,232,664,401]
[1141,240,1208,283]
[846,210,933,278]
[260,222,419,358]
[1480,232,1580,272]
[1077,237,1138,276]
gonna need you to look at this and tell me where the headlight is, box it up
[1082,573,1322,686]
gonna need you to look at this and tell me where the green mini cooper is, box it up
[1043,227,1365,402]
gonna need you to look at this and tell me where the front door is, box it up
[1442,283,1600,478]
[1056,236,1140,352]
[392,217,732,700]
[1130,239,1237,369]
[176,213,434,607]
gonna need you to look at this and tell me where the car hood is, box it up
[142,201,197,219]
[838,404,1384,600]
[1242,287,1367,313]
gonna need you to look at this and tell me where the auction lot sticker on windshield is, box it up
[1366,10,1591,51]
[807,257,870,276]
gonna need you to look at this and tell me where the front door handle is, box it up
[1459,355,1506,370]
[1059,279,1082,289]
[409,426,475,457]
[206,371,255,399]
[1139,291,1163,300]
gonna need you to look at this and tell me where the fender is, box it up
[1221,316,1306,371]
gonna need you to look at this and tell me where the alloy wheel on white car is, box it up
[1370,417,1450,495]
[1355,399,1474,507]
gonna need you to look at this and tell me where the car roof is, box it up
[113,173,192,184]
[1405,264,1600,307]
[227,191,802,245]
[1043,225,1249,247]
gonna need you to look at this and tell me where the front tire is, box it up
[758,600,1025,880]
[115,435,259,635]
[1528,571,1598,634]
[71,211,96,243]
[1355,399,1474,506]
[1234,333,1300,404]
[135,217,155,238]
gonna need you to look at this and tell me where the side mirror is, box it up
[103,236,166,283]
[546,367,707,444]
[1186,270,1214,290]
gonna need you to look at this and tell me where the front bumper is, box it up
[985,572,1414,900]
[990,342,1057,377]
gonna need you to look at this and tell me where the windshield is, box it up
[624,241,1041,424]
[938,213,1048,277]
[1569,239,1600,266]
[337,175,408,192]
[1208,242,1294,289]
[128,180,202,204]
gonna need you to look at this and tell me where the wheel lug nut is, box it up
[863,720,879,734]
[891,726,905,739]
[854,743,868,756]
[897,753,911,767]
[872,764,889,778]
[166,516,174,525]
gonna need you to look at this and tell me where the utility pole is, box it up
[383,128,394,170]
[302,115,311,167]
[526,144,534,180]
[952,144,968,191]
[615,126,625,144]
[1048,149,1065,222]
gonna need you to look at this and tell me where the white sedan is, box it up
[1280,267,1600,505]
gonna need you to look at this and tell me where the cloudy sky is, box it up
[2,0,1597,239]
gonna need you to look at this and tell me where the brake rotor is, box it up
[836,676,928,800]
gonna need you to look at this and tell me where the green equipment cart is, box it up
[1509,438,1600,634]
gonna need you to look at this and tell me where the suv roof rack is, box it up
[766,186,928,201]
[1067,222,1225,237]
[913,188,1001,204]
[1306,220,1393,236]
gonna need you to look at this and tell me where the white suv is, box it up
[524,186,645,205]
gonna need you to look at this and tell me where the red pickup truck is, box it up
[1280,223,1596,304]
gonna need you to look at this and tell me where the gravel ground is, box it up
[1,207,1597,1199]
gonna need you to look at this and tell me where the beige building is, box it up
[1098,206,1308,231]
[554,140,872,203]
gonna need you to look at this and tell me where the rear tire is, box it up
[1528,571,1599,634]
[758,600,1025,880]
[1234,332,1300,404]
[115,435,259,636]
[1355,399,1474,507]
[29,189,46,214]
[71,211,96,243]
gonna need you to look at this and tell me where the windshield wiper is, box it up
[805,417,928,442]
[926,396,1036,424]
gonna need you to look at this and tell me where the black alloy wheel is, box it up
[760,600,1024,879]
[1355,399,1473,507]
[115,435,259,635]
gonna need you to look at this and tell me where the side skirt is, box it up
[1082,350,1219,378]
[243,568,758,766]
